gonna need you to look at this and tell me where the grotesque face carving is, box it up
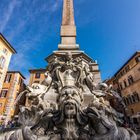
[58,87,83,117]
[26,83,47,105]
[27,83,47,97]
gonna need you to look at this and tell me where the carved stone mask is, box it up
[58,86,83,117]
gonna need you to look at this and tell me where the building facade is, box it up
[29,69,46,86]
[0,71,26,124]
[0,34,16,92]
[106,51,140,127]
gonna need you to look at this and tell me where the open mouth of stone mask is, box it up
[64,101,77,116]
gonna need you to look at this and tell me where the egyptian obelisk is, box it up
[46,0,101,86]
[58,0,79,50]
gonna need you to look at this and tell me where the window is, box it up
[120,71,123,76]
[135,56,140,63]
[123,97,127,105]
[125,65,130,73]
[4,74,12,83]
[123,80,127,88]
[133,118,138,124]
[3,48,8,55]
[128,75,134,85]
[126,97,130,105]
[128,95,133,104]
[113,80,116,85]
[0,90,8,98]
[119,83,123,90]
[18,78,23,86]
[0,56,6,68]
[117,75,120,79]
[131,108,134,115]
[34,81,40,83]
[132,95,135,103]
[35,73,40,79]
[133,92,140,102]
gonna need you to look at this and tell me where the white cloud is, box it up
[0,0,18,32]
[24,74,30,85]
[8,46,33,85]
[5,0,64,83]
[51,0,62,12]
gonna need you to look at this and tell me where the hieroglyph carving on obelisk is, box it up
[62,0,75,25]
[59,0,79,50]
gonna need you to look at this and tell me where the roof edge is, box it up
[7,71,26,79]
[0,33,17,54]
[29,68,46,73]
[114,51,140,77]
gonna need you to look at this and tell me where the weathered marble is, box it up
[0,52,137,140]
[0,0,137,139]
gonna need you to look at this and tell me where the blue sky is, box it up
[0,0,140,83]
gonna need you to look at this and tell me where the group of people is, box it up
[0,119,20,132]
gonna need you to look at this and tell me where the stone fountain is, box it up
[0,0,137,139]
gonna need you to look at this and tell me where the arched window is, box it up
[0,56,6,68]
